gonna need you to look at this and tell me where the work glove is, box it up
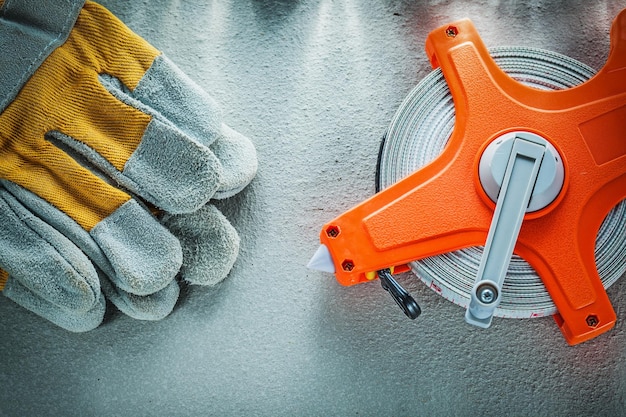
[0,0,257,331]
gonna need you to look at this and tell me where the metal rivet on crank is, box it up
[477,283,497,304]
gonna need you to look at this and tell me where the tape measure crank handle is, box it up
[466,136,547,327]
[379,268,422,319]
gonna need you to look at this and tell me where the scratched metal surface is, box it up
[1,1,625,416]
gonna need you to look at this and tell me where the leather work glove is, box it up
[0,0,257,331]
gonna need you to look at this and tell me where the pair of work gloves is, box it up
[0,0,257,331]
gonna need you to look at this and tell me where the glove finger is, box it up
[3,275,105,332]
[0,187,100,312]
[211,124,258,199]
[98,203,239,321]
[160,204,240,286]
[128,54,258,198]
[3,181,182,297]
[100,273,180,321]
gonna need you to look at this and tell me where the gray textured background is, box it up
[1,0,626,416]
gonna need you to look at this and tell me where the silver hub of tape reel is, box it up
[377,46,626,318]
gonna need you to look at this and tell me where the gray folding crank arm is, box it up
[466,135,547,327]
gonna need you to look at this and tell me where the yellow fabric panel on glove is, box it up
[0,1,159,231]
[0,269,7,291]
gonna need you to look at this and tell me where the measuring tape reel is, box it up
[377,46,626,321]
[310,9,626,345]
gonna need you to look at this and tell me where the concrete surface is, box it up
[1,0,625,416]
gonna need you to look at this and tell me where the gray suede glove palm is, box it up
[0,0,257,331]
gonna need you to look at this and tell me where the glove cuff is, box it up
[0,0,85,112]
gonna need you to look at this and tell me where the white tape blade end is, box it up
[307,244,336,273]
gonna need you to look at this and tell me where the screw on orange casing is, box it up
[318,9,626,345]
